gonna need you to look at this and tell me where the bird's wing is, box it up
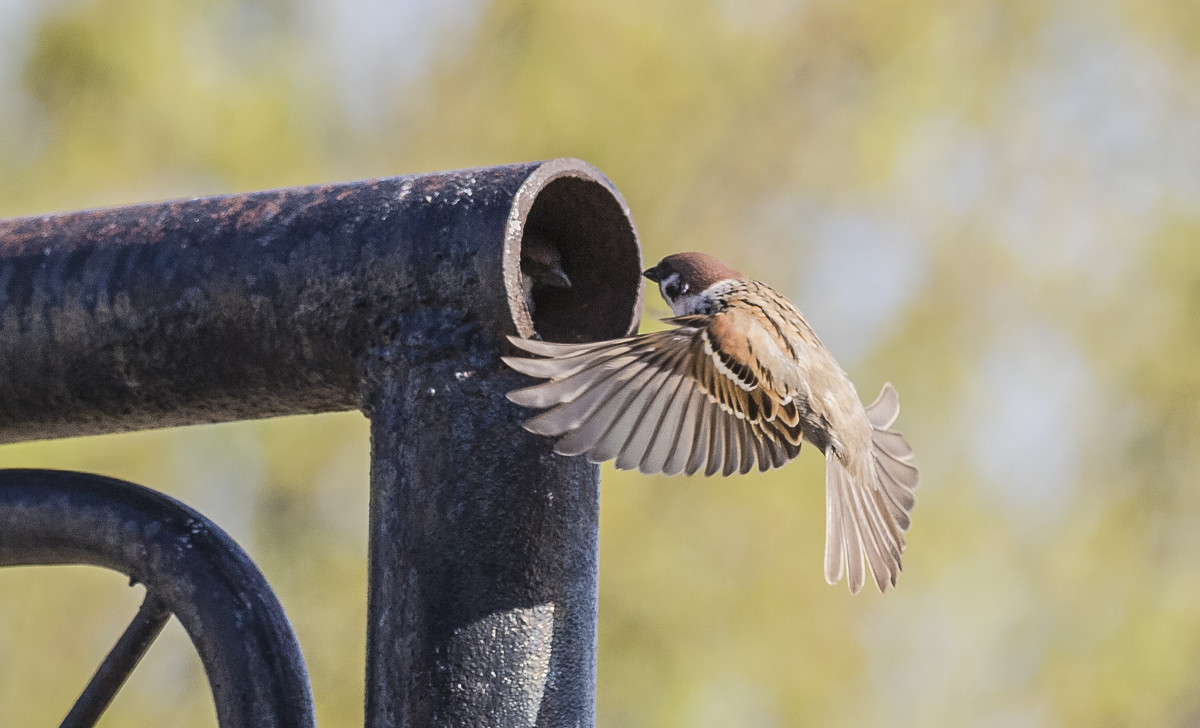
[503,311,803,476]
[823,382,919,593]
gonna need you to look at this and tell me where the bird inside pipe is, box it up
[503,251,919,595]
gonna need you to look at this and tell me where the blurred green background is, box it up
[2,0,1200,725]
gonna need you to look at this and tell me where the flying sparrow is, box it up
[503,252,919,594]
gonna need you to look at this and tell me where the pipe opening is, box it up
[506,161,643,343]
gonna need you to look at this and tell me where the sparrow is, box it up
[503,252,919,593]
[520,232,572,315]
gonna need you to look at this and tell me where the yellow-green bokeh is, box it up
[2,0,1199,725]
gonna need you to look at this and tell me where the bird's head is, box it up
[643,252,742,316]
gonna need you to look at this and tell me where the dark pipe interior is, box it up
[508,168,643,344]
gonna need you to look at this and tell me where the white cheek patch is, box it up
[669,292,704,315]
[668,279,736,317]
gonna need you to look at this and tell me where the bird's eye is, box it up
[664,279,687,300]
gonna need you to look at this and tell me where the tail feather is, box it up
[824,383,919,594]
[866,382,901,429]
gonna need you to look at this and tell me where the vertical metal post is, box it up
[356,159,642,727]
[365,341,598,726]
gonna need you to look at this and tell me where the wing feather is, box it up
[750,423,774,472]
[567,363,667,461]
[705,404,727,477]
[507,334,624,358]
[663,388,703,476]
[686,393,710,479]
[507,351,643,409]
[640,370,695,474]
[737,415,757,474]
[502,338,636,380]
[614,345,692,467]
[521,356,653,438]
[617,366,689,471]
[722,411,741,477]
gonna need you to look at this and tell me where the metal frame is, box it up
[0,159,644,726]
[0,469,314,728]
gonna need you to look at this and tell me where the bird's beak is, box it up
[643,265,661,283]
[545,265,572,289]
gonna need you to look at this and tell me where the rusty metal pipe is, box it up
[0,158,642,442]
[0,159,644,726]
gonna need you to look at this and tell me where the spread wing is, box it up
[503,310,805,476]
[504,313,920,595]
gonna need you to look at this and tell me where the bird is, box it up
[520,232,572,315]
[503,251,919,594]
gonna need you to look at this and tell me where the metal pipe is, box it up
[0,159,644,726]
[363,342,601,726]
[0,158,643,443]
[0,469,315,728]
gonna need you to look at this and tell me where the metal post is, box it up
[364,336,600,726]
[0,159,644,725]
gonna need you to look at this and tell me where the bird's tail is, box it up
[823,382,920,593]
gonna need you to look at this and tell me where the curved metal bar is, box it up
[0,469,315,728]
[60,591,171,728]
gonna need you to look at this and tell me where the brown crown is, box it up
[647,252,743,290]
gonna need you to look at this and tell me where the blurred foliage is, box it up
[2,0,1200,725]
